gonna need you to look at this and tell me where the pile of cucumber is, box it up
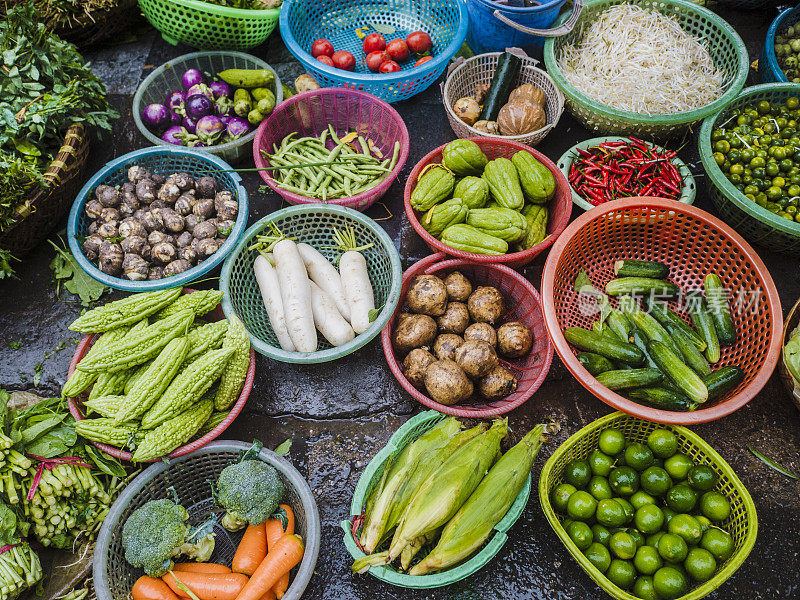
[565,259,743,411]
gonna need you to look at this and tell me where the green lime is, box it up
[610,531,637,560]
[634,504,664,534]
[589,475,614,501]
[701,528,734,561]
[625,443,655,471]
[596,499,627,528]
[565,460,592,489]
[640,467,672,496]
[607,559,636,589]
[657,533,688,563]
[647,429,678,459]
[567,490,598,521]
[684,547,717,582]
[584,542,612,573]
[667,514,703,545]
[647,531,665,548]
[609,466,640,496]
[687,465,717,491]
[662,508,676,525]
[567,520,594,550]
[700,491,731,522]
[599,428,627,456]
[592,524,612,547]
[664,453,694,481]
[614,497,635,523]
[695,515,712,532]
[633,575,658,600]
[653,566,687,599]
[627,528,645,549]
[589,449,616,477]
[551,483,577,513]
[630,491,656,509]
[634,545,663,575]
[666,484,698,513]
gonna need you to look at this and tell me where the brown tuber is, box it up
[497,321,533,358]
[406,274,448,316]
[403,348,436,389]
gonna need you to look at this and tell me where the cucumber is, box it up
[614,259,670,279]
[218,68,275,88]
[596,368,664,390]
[564,327,645,365]
[648,341,709,404]
[624,305,683,359]
[702,366,744,399]
[628,326,659,369]
[607,309,632,344]
[605,277,681,298]
[642,297,706,352]
[478,52,522,122]
[627,387,698,412]
[577,352,615,376]
[687,293,720,363]
[664,322,711,376]
[704,274,737,345]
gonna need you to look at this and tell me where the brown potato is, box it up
[436,302,470,335]
[464,322,498,348]
[477,365,517,399]
[424,360,473,405]
[443,271,473,302]
[406,274,448,316]
[467,286,505,325]
[392,314,437,355]
[403,348,436,389]
[433,334,464,361]
[497,321,534,358]
[455,340,499,379]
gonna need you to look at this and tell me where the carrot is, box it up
[163,570,248,600]
[234,534,304,600]
[232,523,267,576]
[257,592,276,600]
[265,506,295,599]
[132,575,180,600]
[174,563,232,574]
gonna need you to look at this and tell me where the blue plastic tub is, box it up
[759,6,800,83]
[465,0,568,53]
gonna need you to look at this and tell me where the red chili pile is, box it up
[567,137,684,206]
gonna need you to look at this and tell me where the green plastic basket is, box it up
[543,0,749,138]
[539,412,758,600]
[699,83,800,255]
[219,204,402,363]
[556,136,696,211]
[137,0,279,50]
[340,411,532,589]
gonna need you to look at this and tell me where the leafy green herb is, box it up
[82,444,126,478]
[749,447,798,480]
[274,439,292,455]
[0,249,18,279]
[49,237,108,305]
[8,341,21,350]
[368,21,396,35]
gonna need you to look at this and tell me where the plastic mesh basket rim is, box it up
[66,146,249,292]
[340,410,532,588]
[541,197,783,425]
[151,0,279,18]
[538,411,758,600]
[542,0,749,127]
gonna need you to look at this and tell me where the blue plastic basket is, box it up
[279,0,468,103]
[67,147,248,292]
[759,6,800,84]
[465,0,567,53]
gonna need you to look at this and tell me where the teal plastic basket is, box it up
[759,7,800,84]
[340,411,532,589]
[219,204,402,363]
[699,83,800,255]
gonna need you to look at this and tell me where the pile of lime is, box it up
[551,427,735,600]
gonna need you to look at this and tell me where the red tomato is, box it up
[316,55,335,67]
[385,39,410,62]
[311,39,334,58]
[414,56,434,67]
[379,60,401,73]
[406,31,432,55]
[332,50,356,71]
[366,50,389,73]
[362,33,386,54]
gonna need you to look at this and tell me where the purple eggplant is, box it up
[196,115,225,145]
[209,80,232,99]
[168,90,185,110]
[186,83,215,101]
[182,115,198,134]
[161,126,186,145]
[141,103,170,133]
[219,114,232,125]
[184,94,215,120]
[182,68,205,90]
[169,109,183,126]
[226,116,251,141]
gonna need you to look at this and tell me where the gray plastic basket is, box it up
[93,441,320,600]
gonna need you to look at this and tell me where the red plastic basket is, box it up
[65,289,255,462]
[381,253,553,417]
[404,137,572,269]
[253,88,410,212]
[541,197,783,425]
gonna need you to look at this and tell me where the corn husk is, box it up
[409,425,545,575]
[400,530,439,571]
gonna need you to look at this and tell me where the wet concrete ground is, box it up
[2,5,800,599]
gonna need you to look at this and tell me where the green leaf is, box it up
[368,308,380,323]
[83,444,126,478]
[0,501,20,547]
[48,238,108,306]
[574,270,592,293]
[19,413,67,446]
[749,447,798,480]
[2,50,15,66]
[368,21,395,34]
[274,439,292,455]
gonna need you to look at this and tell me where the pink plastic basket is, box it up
[381,253,553,417]
[253,88,409,212]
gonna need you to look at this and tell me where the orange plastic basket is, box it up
[541,197,782,424]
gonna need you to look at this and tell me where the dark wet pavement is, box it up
[2,5,800,599]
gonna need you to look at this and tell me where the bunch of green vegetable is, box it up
[19,0,120,30]
[351,417,545,576]
[774,24,800,83]
[566,261,742,411]
[411,139,554,255]
[0,498,42,600]
[62,287,249,462]
[202,0,281,9]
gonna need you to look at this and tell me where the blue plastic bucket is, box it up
[466,0,568,53]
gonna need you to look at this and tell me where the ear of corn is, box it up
[400,529,439,571]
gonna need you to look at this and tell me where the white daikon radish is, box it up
[253,254,296,352]
[273,239,317,352]
[297,242,351,322]
[309,280,355,347]
[340,250,375,335]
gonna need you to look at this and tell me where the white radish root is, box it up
[340,250,375,335]
[273,239,317,352]
[309,281,355,347]
[253,254,296,352]
[297,243,351,322]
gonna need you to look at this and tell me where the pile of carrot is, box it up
[131,505,304,600]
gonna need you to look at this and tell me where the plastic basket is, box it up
[699,83,800,255]
[760,7,800,83]
[541,197,783,425]
[542,0,749,138]
[253,88,409,212]
[557,136,696,212]
[137,0,279,50]
[539,411,757,600]
[465,0,573,53]
[404,137,572,269]
[93,441,320,600]
[132,51,282,165]
[279,0,468,104]
[381,253,553,417]
[340,410,531,588]
[442,51,565,147]
[220,204,402,363]
[778,295,800,412]
[65,289,256,462]
[67,146,249,292]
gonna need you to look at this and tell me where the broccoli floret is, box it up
[215,460,285,531]
[121,499,215,577]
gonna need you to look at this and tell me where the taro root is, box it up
[455,340,498,379]
[99,207,120,223]
[406,274,448,316]
[122,254,149,281]
[176,231,193,248]
[214,190,238,221]
[184,214,203,233]
[151,172,166,187]
[135,179,156,203]
[193,197,215,219]
[178,246,198,265]
[424,360,473,405]
[217,219,236,237]
[174,193,195,216]
[497,321,533,358]
[477,365,517,399]
[157,182,181,204]
[163,259,191,277]
[98,241,123,275]
[147,230,171,246]
[167,172,195,191]
[95,185,121,207]
[141,244,152,262]
[195,176,218,198]
[190,237,201,252]
[127,165,151,183]
[97,221,119,239]
[148,266,164,280]
[392,313,437,355]
[403,348,436,389]
[119,201,137,218]
[119,218,146,239]
[443,271,473,302]
[87,221,99,235]
[464,322,498,348]
[139,210,164,233]
[85,199,103,220]
[121,182,136,195]
[83,235,103,262]
[161,208,185,233]
[151,241,177,264]
[121,235,147,256]
[214,237,227,249]
[195,238,219,258]
[192,220,217,240]
[436,302,470,335]
[433,333,464,361]
[150,199,168,209]
[467,286,505,325]
[133,208,147,221]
